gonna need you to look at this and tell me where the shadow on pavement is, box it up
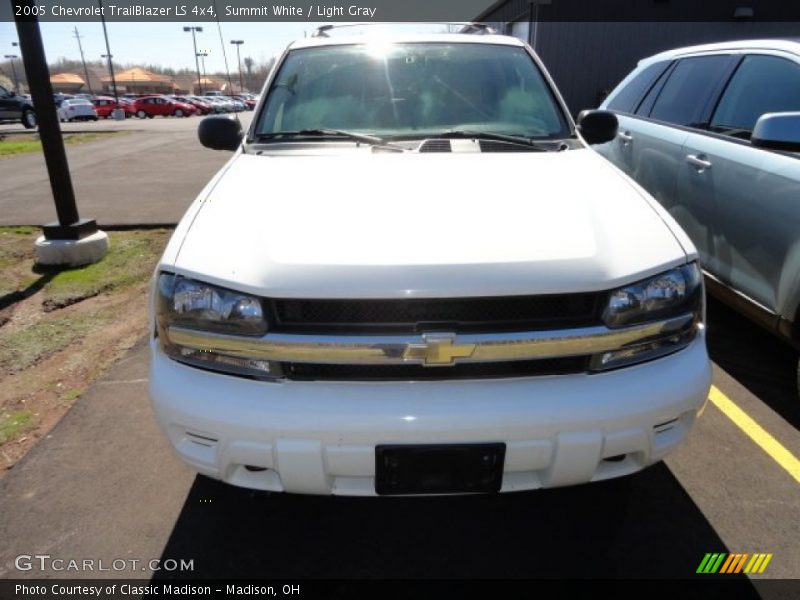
[705,296,799,429]
[153,464,752,581]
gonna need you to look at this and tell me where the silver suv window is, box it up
[257,43,569,139]
[710,55,800,137]
[648,55,732,127]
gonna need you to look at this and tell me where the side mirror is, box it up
[576,109,619,145]
[198,115,243,151]
[752,112,800,152]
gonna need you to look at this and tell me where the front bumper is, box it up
[148,333,711,496]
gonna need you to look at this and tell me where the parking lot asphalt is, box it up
[0,113,253,227]
[0,119,798,589]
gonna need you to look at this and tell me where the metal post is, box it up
[231,40,244,92]
[184,27,203,94]
[13,0,97,240]
[4,55,19,92]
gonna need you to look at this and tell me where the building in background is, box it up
[476,0,799,115]
[49,73,87,94]
[102,67,177,95]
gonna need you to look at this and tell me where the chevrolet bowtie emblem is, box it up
[403,334,476,366]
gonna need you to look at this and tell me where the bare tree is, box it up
[243,56,254,91]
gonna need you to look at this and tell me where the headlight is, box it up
[602,263,703,328]
[592,262,703,371]
[155,273,275,379]
[156,273,267,336]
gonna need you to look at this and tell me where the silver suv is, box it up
[597,40,800,390]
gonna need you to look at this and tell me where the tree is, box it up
[243,56,254,91]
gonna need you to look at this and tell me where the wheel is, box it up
[136,110,147,119]
[173,109,184,118]
[92,117,98,121]
[21,108,37,129]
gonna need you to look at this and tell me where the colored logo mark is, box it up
[697,553,773,574]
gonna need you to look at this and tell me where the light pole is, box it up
[73,27,93,95]
[196,51,208,91]
[98,0,123,119]
[230,40,244,92]
[183,26,203,94]
[4,54,19,92]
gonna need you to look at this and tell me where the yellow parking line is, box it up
[709,386,800,484]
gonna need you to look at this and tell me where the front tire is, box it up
[21,108,37,129]
[136,110,147,119]
[173,108,184,118]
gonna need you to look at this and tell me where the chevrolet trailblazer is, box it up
[149,25,712,496]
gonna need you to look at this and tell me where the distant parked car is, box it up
[172,95,213,115]
[597,39,800,386]
[0,83,36,128]
[232,94,256,110]
[133,95,196,118]
[202,97,229,113]
[57,98,98,122]
[92,96,134,118]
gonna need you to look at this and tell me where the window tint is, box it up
[711,55,800,135]
[606,61,671,113]
[0,85,8,95]
[649,55,731,126]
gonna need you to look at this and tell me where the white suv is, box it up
[149,26,711,496]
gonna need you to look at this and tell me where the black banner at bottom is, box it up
[2,579,799,600]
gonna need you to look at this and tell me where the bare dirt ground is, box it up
[0,227,170,474]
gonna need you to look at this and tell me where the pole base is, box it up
[42,218,98,241]
[35,230,109,267]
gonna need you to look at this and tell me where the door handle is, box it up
[618,131,633,144]
[686,154,712,171]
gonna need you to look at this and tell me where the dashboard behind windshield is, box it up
[255,42,570,139]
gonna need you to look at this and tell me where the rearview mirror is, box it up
[198,115,243,151]
[752,112,800,152]
[576,109,618,145]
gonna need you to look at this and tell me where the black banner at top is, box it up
[2,0,800,22]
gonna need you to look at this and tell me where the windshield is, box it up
[256,42,570,139]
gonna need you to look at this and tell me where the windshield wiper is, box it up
[253,129,404,150]
[426,130,559,151]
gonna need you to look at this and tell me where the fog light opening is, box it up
[603,454,627,463]
[244,465,267,472]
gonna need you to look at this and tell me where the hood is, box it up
[171,150,689,298]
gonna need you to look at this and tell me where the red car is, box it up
[92,96,135,118]
[172,95,213,115]
[132,95,196,118]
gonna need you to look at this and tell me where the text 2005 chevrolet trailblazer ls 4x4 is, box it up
[149,27,712,496]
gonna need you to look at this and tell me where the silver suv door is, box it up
[679,53,800,323]
[601,54,737,266]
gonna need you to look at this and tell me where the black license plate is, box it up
[375,443,506,495]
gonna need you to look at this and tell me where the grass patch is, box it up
[0,315,98,372]
[0,410,36,444]
[0,227,37,270]
[0,131,129,159]
[42,230,169,309]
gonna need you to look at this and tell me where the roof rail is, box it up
[310,22,497,38]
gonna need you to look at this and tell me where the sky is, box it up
[0,21,332,73]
